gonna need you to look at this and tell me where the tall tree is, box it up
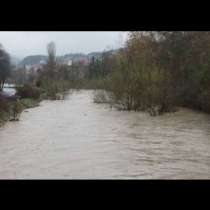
[0,44,11,91]
[46,41,57,79]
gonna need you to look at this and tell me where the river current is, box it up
[0,90,210,179]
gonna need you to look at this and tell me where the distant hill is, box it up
[62,53,88,62]
[18,49,120,68]
[18,55,48,68]
[10,56,21,67]
[87,52,103,59]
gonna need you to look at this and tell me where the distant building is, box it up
[73,58,90,66]
[63,59,72,66]
[40,59,47,65]
[57,58,73,66]
[67,60,72,66]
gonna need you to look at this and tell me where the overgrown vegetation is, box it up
[0,97,39,125]
[35,42,74,99]
[88,32,210,115]
[2,32,210,124]
[16,84,41,99]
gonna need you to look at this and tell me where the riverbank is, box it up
[0,83,67,127]
[0,98,40,127]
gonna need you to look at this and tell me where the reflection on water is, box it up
[0,90,210,179]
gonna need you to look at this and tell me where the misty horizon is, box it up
[0,32,128,59]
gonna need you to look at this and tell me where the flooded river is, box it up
[0,90,210,179]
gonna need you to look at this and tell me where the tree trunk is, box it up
[0,82,3,91]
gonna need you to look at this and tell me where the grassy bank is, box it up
[20,98,40,109]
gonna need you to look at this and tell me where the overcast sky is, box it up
[0,32,128,59]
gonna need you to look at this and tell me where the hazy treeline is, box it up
[89,32,210,115]
[12,42,88,99]
[2,32,210,118]
[35,42,90,99]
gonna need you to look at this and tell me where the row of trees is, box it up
[88,52,117,79]
[35,42,84,98]
[91,32,210,115]
[9,41,90,99]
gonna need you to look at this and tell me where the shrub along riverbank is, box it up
[0,96,40,126]
[0,81,67,126]
[85,32,210,116]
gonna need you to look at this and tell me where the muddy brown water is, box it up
[0,90,210,179]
